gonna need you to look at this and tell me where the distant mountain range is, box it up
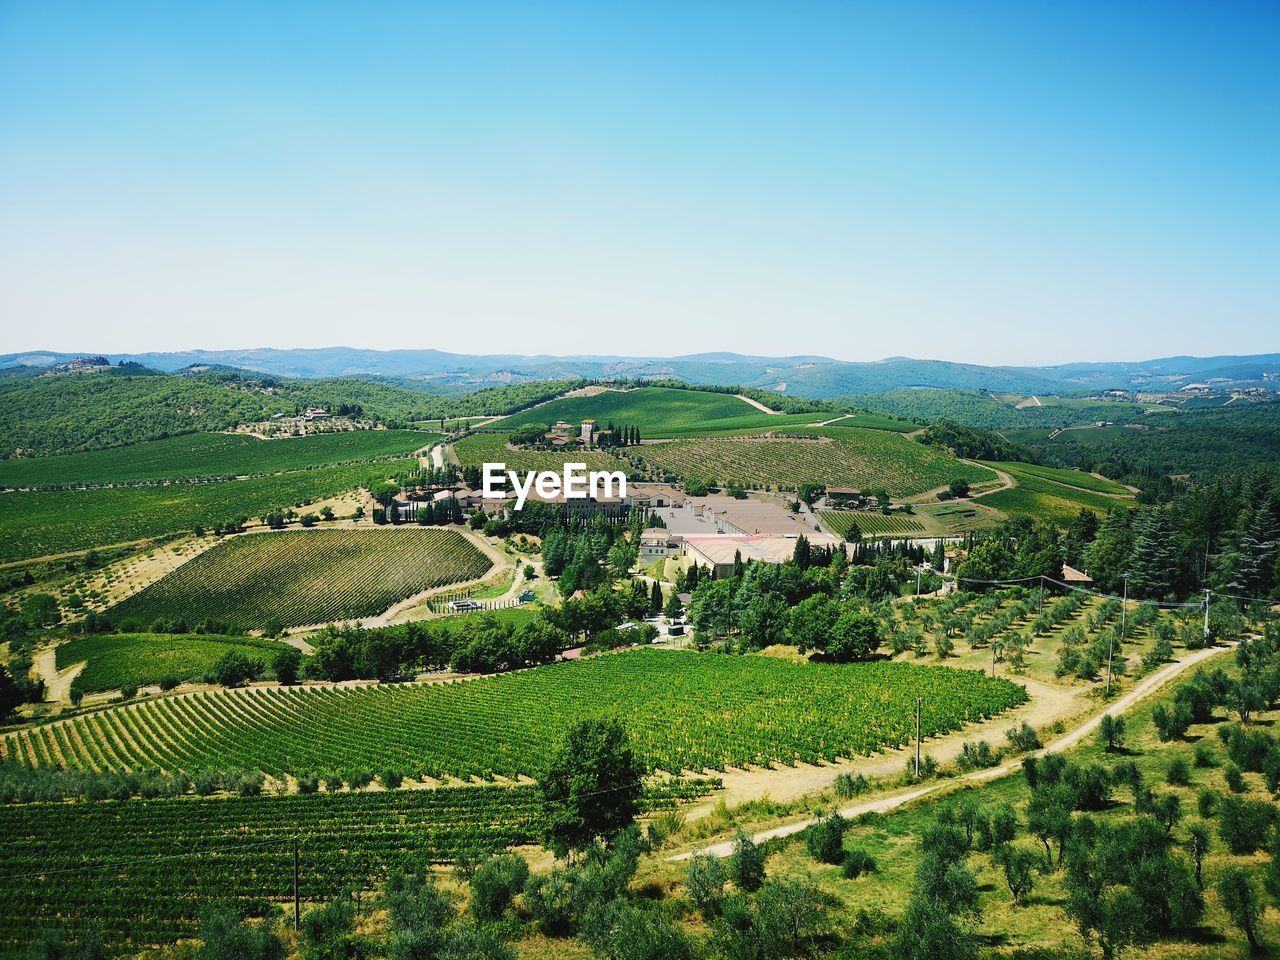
[2,348,1277,398]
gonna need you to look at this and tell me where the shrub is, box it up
[957,740,998,771]
[158,675,181,692]
[1218,796,1278,854]
[1194,741,1217,768]
[805,813,848,865]
[1224,764,1246,793]
[195,907,286,960]
[1005,722,1041,753]
[379,769,403,790]
[273,648,302,686]
[833,772,870,799]
[295,774,319,794]
[469,853,530,921]
[728,831,766,893]
[685,855,727,919]
[1166,756,1191,787]
[1197,788,1218,819]
[841,848,877,878]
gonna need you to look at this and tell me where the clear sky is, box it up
[1,1,1276,365]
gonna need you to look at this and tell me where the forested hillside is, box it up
[0,371,581,457]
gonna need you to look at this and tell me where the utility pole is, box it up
[1203,588,1212,644]
[1038,576,1044,617]
[914,696,922,779]
[293,836,300,931]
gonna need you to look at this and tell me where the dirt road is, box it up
[672,642,1233,860]
[735,394,781,415]
[37,646,84,703]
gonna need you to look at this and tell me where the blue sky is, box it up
[1,1,1276,364]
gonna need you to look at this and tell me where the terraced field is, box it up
[977,460,1133,525]
[0,429,437,488]
[55,633,296,693]
[453,431,628,474]
[633,428,994,497]
[1,649,1026,779]
[817,510,926,538]
[106,528,492,631]
[0,460,408,562]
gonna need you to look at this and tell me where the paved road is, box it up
[670,641,1233,860]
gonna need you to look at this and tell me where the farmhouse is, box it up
[1061,564,1094,587]
[638,527,681,560]
[825,487,869,507]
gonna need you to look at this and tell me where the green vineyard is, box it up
[106,528,492,631]
[0,778,715,955]
[1,650,1026,779]
[0,460,411,563]
[817,510,926,538]
[494,386,767,433]
[55,633,296,694]
[977,461,1133,526]
[0,787,540,952]
[632,428,994,497]
[453,431,629,475]
[0,429,437,489]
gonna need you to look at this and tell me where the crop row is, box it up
[107,528,492,631]
[0,786,539,953]
[817,510,925,537]
[0,429,437,490]
[632,429,994,497]
[0,460,412,563]
[1,649,1027,779]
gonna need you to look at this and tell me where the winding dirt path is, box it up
[37,646,84,703]
[672,642,1233,860]
[735,394,781,415]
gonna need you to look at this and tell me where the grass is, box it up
[0,430,437,489]
[633,428,994,497]
[985,460,1132,495]
[0,460,411,562]
[106,528,492,631]
[978,460,1133,526]
[2,649,1027,779]
[54,633,295,693]
[493,387,776,433]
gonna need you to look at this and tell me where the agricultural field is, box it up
[0,649,1026,779]
[453,431,628,474]
[883,585,1192,691]
[106,528,492,631]
[0,778,715,955]
[818,510,926,538]
[977,460,1133,526]
[0,786,541,952]
[724,645,1279,960]
[633,428,994,497]
[0,429,437,489]
[0,460,410,563]
[493,386,773,433]
[985,460,1133,496]
[54,633,296,694]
